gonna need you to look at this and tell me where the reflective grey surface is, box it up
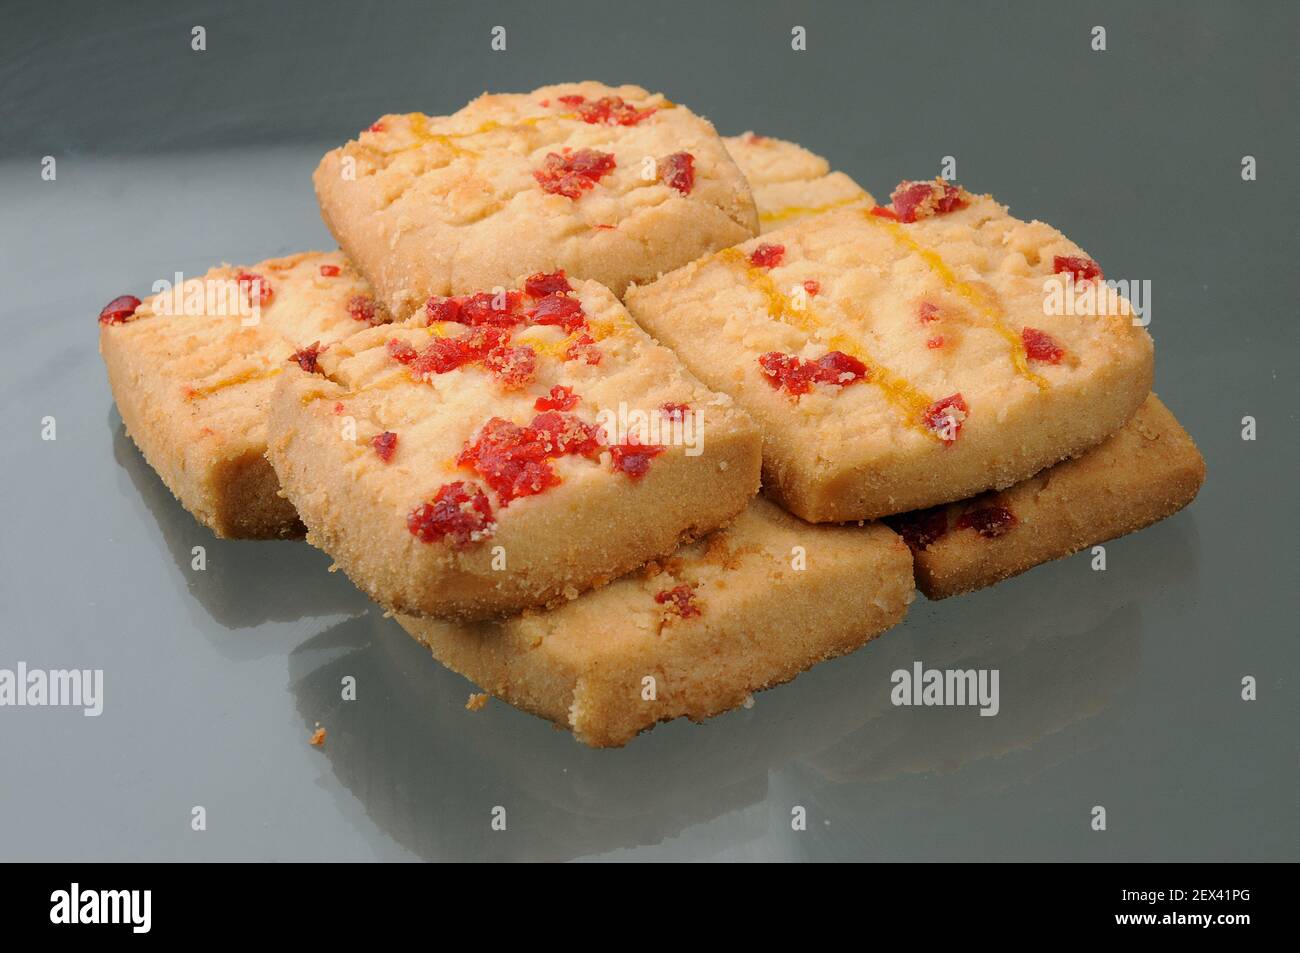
[1,0,1296,861]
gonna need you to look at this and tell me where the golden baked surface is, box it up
[891,394,1206,599]
[723,131,871,232]
[315,81,758,315]
[98,251,383,537]
[267,275,762,620]
[626,191,1155,521]
[398,497,914,747]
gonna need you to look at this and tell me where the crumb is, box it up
[466,692,489,712]
[742,694,755,710]
[309,725,327,746]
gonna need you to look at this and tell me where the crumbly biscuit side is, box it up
[399,497,914,746]
[98,251,380,537]
[895,394,1205,599]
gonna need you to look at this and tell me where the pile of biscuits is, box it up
[98,82,1204,747]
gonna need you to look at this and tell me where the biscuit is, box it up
[888,395,1205,599]
[266,273,763,620]
[98,252,386,538]
[396,497,914,747]
[314,81,758,316]
[723,131,871,232]
[625,183,1155,521]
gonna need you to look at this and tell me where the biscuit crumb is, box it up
[466,693,489,712]
[742,694,755,710]
[309,725,327,747]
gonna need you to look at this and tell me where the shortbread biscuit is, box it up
[723,132,871,232]
[889,395,1205,599]
[625,183,1155,521]
[266,273,762,619]
[99,252,387,538]
[396,497,914,747]
[314,81,758,316]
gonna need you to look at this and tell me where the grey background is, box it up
[1,0,1296,861]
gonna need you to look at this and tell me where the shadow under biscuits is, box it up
[771,511,1199,784]
[109,407,371,633]
[285,504,1201,860]
[289,604,951,860]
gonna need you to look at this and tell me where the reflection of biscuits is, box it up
[892,395,1205,599]
[626,194,1155,521]
[397,497,914,748]
[99,252,382,538]
[723,132,870,231]
[267,276,762,620]
[314,81,758,316]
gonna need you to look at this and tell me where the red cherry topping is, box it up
[236,271,274,306]
[609,441,664,479]
[529,293,587,333]
[535,385,580,412]
[98,294,141,325]
[887,507,950,551]
[425,296,463,324]
[655,584,701,619]
[386,339,418,365]
[748,243,785,268]
[346,294,378,325]
[1021,327,1064,364]
[407,481,495,546]
[758,350,868,396]
[888,179,970,223]
[1053,255,1103,282]
[372,431,398,463]
[574,95,655,126]
[534,149,616,198]
[922,393,968,443]
[290,341,325,373]
[661,152,695,195]
[483,344,538,390]
[524,271,572,298]
[956,504,1017,538]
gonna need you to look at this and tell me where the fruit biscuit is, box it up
[625,180,1155,522]
[723,131,871,232]
[396,497,914,747]
[314,81,758,316]
[887,394,1205,599]
[266,272,763,620]
[98,252,387,538]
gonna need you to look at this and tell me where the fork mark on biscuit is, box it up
[863,209,1050,391]
[718,249,942,439]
